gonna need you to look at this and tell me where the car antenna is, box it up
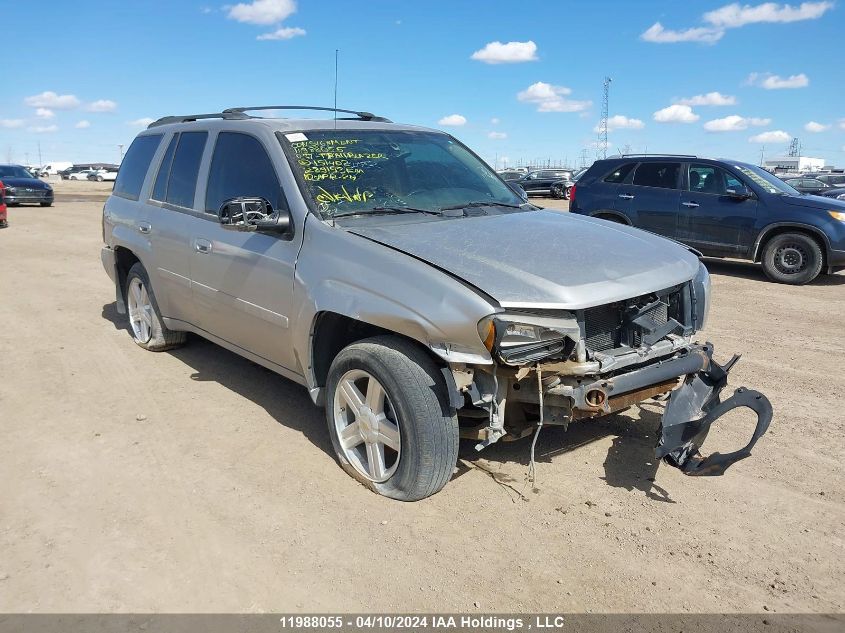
[333,48,339,130]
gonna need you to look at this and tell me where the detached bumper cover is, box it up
[657,344,772,476]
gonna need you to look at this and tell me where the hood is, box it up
[1,177,50,189]
[347,210,700,309]
[781,193,845,210]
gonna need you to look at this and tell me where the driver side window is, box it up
[205,132,289,214]
[688,163,735,195]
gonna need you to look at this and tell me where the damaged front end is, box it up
[453,275,772,476]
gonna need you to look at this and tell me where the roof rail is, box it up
[148,111,249,128]
[222,105,391,123]
[614,153,698,158]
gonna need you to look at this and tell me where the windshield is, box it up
[281,130,525,218]
[0,165,37,179]
[732,164,800,195]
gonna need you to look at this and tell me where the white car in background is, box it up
[69,169,98,180]
[88,169,118,182]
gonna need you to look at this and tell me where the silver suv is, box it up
[101,106,772,500]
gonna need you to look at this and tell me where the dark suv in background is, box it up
[569,155,845,284]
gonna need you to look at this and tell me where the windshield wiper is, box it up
[439,201,524,212]
[331,206,443,220]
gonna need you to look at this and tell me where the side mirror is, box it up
[218,197,292,234]
[508,182,529,202]
[726,185,752,200]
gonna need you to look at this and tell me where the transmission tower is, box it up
[788,137,801,157]
[597,76,612,159]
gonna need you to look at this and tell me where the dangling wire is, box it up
[528,364,544,483]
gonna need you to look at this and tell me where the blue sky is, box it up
[2,0,843,168]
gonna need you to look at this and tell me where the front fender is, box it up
[291,219,498,392]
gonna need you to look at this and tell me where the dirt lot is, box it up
[1,182,843,613]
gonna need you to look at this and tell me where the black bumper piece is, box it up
[656,344,773,476]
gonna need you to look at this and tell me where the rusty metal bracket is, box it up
[656,343,773,476]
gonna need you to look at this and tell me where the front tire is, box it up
[124,263,187,351]
[761,232,823,285]
[97,176,104,182]
[325,336,458,501]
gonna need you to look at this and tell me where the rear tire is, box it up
[40,202,52,207]
[124,263,187,351]
[325,336,458,501]
[761,232,823,285]
[551,184,565,199]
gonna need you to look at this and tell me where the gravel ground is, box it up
[1,186,843,613]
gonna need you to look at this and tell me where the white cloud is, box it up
[128,117,155,127]
[804,121,829,132]
[675,91,736,106]
[517,81,591,113]
[0,119,24,129]
[839,119,845,130]
[227,0,296,25]
[597,115,645,132]
[29,124,59,133]
[653,104,700,123]
[746,72,809,89]
[490,117,500,124]
[438,114,467,126]
[470,40,538,64]
[85,99,117,112]
[24,91,80,110]
[257,26,306,40]
[642,2,833,45]
[703,115,770,131]
[487,131,508,139]
[75,120,91,129]
[749,129,791,143]
[703,1,833,28]
[35,108,55,119]
[640,22,724,43]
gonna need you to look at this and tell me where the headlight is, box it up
[829,210,845,221]
[4,187,16,194]
[478,313,580,365]
[692,262,711,331]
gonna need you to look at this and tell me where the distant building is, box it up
[763,156,825,173]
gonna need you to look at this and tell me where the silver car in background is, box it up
[101,106,771,500]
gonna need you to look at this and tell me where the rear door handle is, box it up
[138,222,151,234]
[618,194,635,200]
[195,239,212,254]
[682,201,700,208]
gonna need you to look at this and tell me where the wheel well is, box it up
[592,211,630,225]
[310,312,440,389]
[755,226,827,266]
[113,246,140,298]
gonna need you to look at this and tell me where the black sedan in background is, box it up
[784,177,831,195]
[820,187,845,200]
[0,165,54,206]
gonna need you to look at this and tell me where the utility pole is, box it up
[118,144,125,162]
[597,76,612,160]
[38,141,43,167]
[25,152,30,165]
[788,137,800,157]
[759,145,765,166]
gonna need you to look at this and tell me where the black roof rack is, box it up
[614,153,698,158]
[223,105,391,123]
[148,105,391,128]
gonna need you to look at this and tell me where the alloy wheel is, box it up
[127,277,153,343]
[332,369,401,482]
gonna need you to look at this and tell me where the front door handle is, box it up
[138,222,151,234]
[195,239,212,254]
[618,193,635,200]
[682,201,700,208]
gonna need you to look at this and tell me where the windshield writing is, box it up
[284,130,523,218]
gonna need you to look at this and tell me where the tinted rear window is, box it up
[152,134,178,202]
[604,163,635,183]
[113,135,162,200]
[165,132,207,208]
[633,162,680,189]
